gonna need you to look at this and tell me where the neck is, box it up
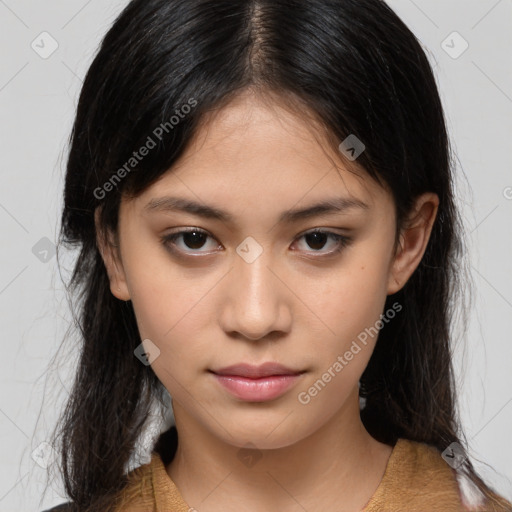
[166,387,393,512]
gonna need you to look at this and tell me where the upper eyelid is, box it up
[164,226,346,240]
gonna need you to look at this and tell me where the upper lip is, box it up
[211,362,304,378]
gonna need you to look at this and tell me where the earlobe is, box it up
[94,208,131,301]
[387,192,439,295]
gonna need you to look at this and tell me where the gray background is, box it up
[0,0,511,510]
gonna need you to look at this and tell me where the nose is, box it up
[218,248,292,341]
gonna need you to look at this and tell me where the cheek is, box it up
[121,231,210,338]
[129,278,216,384]
[122,244,221,394]
[298,249,392,409]
[295,263,388,419]
[311,257,390,344]
[128,266,210,399]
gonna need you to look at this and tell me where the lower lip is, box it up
[211,372,303,402]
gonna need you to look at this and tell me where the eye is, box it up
[293,229,352,256]
[161,228,352,257]
[162,228,220,255]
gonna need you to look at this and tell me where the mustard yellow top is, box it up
[112,438,511,512]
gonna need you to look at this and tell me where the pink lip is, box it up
[212,373,303,401]
[212,362,301,378]
[209,363,305,402]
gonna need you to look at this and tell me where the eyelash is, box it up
[161,227,352,258]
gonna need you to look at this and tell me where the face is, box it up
[99,90,438,450]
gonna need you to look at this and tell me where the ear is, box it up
[94,208,131,301]
[387,192,439,295]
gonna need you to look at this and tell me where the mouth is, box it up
[210,362,304,378]
[209,362,306,402]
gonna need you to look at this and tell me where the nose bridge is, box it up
[221,239,290,340]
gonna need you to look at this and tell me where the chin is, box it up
[208,415,311,451]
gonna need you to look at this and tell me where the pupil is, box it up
[184,231,206,249]
[306,232,327,250]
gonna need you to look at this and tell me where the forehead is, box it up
[172,91,358,179]
[128,91,392,216]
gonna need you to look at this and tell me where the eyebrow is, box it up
[144,195,369,224]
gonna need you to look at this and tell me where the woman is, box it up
[42,0,511,510]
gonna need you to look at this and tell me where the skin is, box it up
[97,89,439,512]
